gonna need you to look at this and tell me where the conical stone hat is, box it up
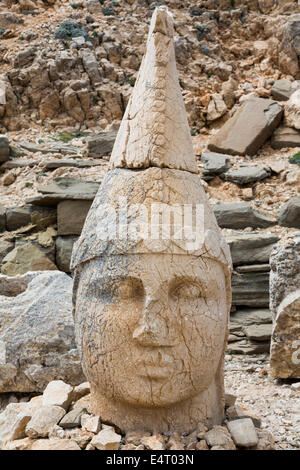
[71,7,232,283]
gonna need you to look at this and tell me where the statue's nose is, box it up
[132,296,173,347]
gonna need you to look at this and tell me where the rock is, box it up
[43,159,103,170]
[0,159,36,170]
[256,429,276,450]
[214,203,276,229]
[18,142,81,156]
[227,418,258,448]
[125,430,150,446]
[1,243,57,276]
[230,308,272,327]
[223,166,270,185]
[278,197,300,228]
[0,135,10,163]
[141,434,166,450]
[42,380,74,410]
[55,236,77,273]
[227,340,270,355]
[86,0,101,13]
[285,89,300,130]
[0,240,14,264]
[225,393,237,408]
[271,125,300,149]
[2,171,15,186]
[91,428,122,450]
[4,437,34,450]
[0,205,5,232]
[279,14,300,78]
[271,79,295,101]
[270,290,300,379]
[81,414,101,434]
[167,432,184,450]
[291,382,300,391]
[232,270,269,307]
[26,177,100,206]
[243,323,273,342]
[30,438,81,450]
[57,200,91,236]
[204,426,236,450]
[208,98,283,156]
[0,271,83,392]
[196,440,209,450]
[0,403,32,448]
[201,152,230,180]
[6,205,56,231]
[81,51,102,86]
[72,382,90,401]
[59,406,87,429]
[25,405,66,438]
[226,404,261,428]
[86,131,117,158]
[206,94,227,122]
[227,233,279,266]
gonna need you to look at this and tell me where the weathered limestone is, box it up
[271,126,300,149]
[57,200,92,236]
[208,98,283,156]
[270,235,300,378]
[0,271,84,392]
[71,7,232,434]
[285,89,300,130]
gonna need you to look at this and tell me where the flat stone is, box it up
[214,203,276,229]
[227,418,258,448]
[226,233,279,265]
[236,264,270,273]
[223,166,270,185]
[230,308,272,327]
[1,243,57,276]
[208,98,283,156]
[232,270,270,307]
[285,89,300,130]
[227,340,270,355]
[86,131,117,158]
[201,152,230,180]
[244,323,273,342]
[0,134,10,163]
[0,159,36,171]
[25,405,66,438]
[59,406,87,429]
[0,271,83,392]
[43,159,104,170]
[18,141,81,156]
[0,240,14,264]
[30,438,81,450]
[271,79,294,101]
[91,428,122,450]
[0,205,5,232]
[42,380,74,410]
[225,393,237,408]
[57,200,92,236]
[6,205,56,231]
[204,426,236,449]
[278,197,300,228]
[56,236,78,272]
[271,126,300,149]
[72,382,90,402]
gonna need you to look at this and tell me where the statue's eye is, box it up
[114,279,144,300]
[172,283,201,299]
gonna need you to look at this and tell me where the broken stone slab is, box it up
[227,418,258,448]
[26,178,101,207]
[208,98,283,156]
[6,205,56,231]
[214,203,276,229]
[0,271,84,392]
[271,125,300,149]
[270,289,300,379]
[0,134,10,163]
[0,403,34,449]
[0,159,37,171]
[226,233,279,265]
[60,407,87,429]
[227,340,270,355]
[56,236,78,273]
[230,308,273,327]
[42,380,74,410]
[86,131,117,158]
[243,323,273,342]
[235,264,270,273]
[43,159,104,170]
[1,243,57,276]
[25,405,66,438]
[18,142,81,156]
[91,428,122,450]
[232,270,269,307]
[201,152,230,180]
[271,79,300,101]
[285,89,300,130]
[278,197,300,228]
[0,204,5,232]
[57,200,92,236]
[223,166,270,185]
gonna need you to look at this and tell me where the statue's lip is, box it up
[138,365,172,380]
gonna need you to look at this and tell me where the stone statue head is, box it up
[71,7,232,433]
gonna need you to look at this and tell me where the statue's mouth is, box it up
[138,365,172,380]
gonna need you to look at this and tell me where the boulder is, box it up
[231,270,269,307]
[271,79,299,101]
[0,205,5,232]
[25,405,66,438]
[208,98,283,156]
[278,197,300,228]
[6,205,56,231]
[42,380,73,410]
[285,89,300,130]
[0,135,10,163]
[201,152,230,180]
[57,200,91,236]
[226,233,279,265]
[0,270,84,392]
[214,203,276,229]
[223,166,270,185]
[206,94,227,122]
[56,236,78,272]
[271,126,300,149]
[91,427,121,450]
[243,323,272,342]
[1,243,57,276]
[227,418,258,448]
[0,403,32,449]
[86,131,117,158]
[279,14,300,78]
[230,308,273,327]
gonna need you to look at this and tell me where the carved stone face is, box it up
[74,254,227,408]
